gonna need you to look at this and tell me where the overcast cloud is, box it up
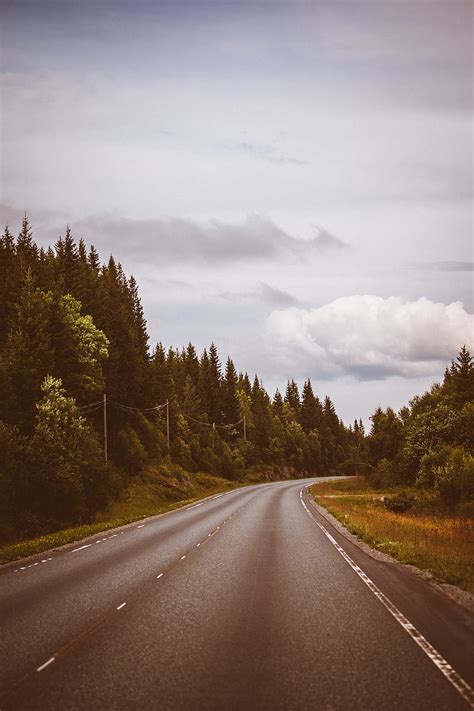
[266,296,474,380]
[1,0,472,424]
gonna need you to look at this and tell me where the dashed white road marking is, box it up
[196,543,201,547]
[116,602,126,611]
[299,488,474,709]
[180,555,186,560]
[71,544,92,553]
[156,573,163,579]
[137,524,145,529]
[37,657,55,672]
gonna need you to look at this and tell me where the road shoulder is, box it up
[305,489,474,616]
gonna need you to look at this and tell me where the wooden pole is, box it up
[166,400,170,450]
[103,393,108,464]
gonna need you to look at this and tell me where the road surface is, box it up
[0,478,473,710]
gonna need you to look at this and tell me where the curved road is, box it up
[0,479,473,710]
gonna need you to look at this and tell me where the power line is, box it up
[181,412,213,427]
[77,400,103,410]
[77,395,247,462]
[107,400,167,413]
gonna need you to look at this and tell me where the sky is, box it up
[1,0,473,425]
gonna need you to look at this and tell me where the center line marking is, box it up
[180,555,186,560]
[156,573,163,579]
[37,657,55,672]
[71,544,91,553]
[116,602,126,610]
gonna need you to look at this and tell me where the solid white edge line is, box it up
[37,657,55,672]
[299,488,474,709]
[116,602,126,610]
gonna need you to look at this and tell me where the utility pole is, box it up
[166,399,170,450]
[243,415,247,442]
[103,393,108,464]
[212,422,216,451]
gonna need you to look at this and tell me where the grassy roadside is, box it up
[0,466,248,565]
[310,477,474,593]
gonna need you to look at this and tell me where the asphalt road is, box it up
[0,478,473,710]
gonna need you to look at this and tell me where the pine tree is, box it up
[0,270,55,432]
[251,375,272,460]
[300,379,323,433]
[182,375,203,423]
[223,357,240,425]
[56,225,80,297]
[284,379,300,416]
[272,388,284,418]
[0,226,17,341]
[452,346,474,406]
[16,215,38,277]
[207,342,222,423]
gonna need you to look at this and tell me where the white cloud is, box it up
[265,295,474,380]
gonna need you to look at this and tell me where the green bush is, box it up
[367,458,392,489]
[382,490,416,513]
[433,448,474,506]
[417,447,452,489]
[116,426,147,473]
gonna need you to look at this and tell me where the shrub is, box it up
[383,490,416,513]
[367,458,392,489]
[433,448,474,506]
[417,447,452,489]
[116,426,147,473]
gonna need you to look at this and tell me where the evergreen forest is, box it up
[0,218,472,541]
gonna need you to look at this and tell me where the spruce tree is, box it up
[284,379,300,416]
[300,379,323,433]
[223,357,240,425]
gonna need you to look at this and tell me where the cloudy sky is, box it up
[1,0,473,424]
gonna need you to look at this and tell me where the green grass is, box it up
[311,477,474,593]
[0,466,247,565]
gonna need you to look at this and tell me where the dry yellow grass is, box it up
[310,477,474,593]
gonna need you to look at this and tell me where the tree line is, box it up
[360,346,474,508]
[0,218,357,539]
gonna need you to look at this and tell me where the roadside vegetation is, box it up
[0,464,246,564]
[311,477,474,593]
[315,344,474,593]
[0,218,472,574]
[0,219,357,547]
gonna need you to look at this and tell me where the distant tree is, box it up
[284,379,300,416]
[223,357,240,426]
[300,379,323,433]
[367,407,404,464]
